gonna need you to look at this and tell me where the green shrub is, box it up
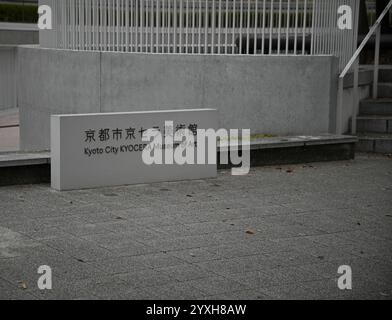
[0,3,38,23]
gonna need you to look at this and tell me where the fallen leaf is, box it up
[19,282,27,290]
[245,230,256,235]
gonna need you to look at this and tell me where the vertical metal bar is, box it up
[225,0,229,54]
[212,0,215,53]
[294,0,298,54]
[99,0,103,51]
[333,0,340,63]
[167,0,170,53]
[192,0,196,53]
[186,0,189,53]
[199,0,203,53]
[149,0,153,53]
[218,0,222,54]
[105,0,108,50]
[71,0,75,50]
[269,0,273,54]
[246,0,250,54]
[145,0,149,52]
[352,0,360,71]
[140,0,144,52]
[205,0,209,54]
[157,0,161,52]
[125,0,129,51]
[232,0,236,54]
[261,0,265,54]
[130,0,134,52]
[352,59,359,134]
[312,0,318,55]
[61,0,65,49]
[112,0,116,51]
[180,0,183,53]
[239,0,243,54]
[174,0,178,53]
[277,0,282,54]
[253,0,258,55]
[161,0,165,53]
[373,25,381,99]
[310,0,316,54]
[302,0,307,54]
[135,0,139,51]
[328,0,334,56]
[285,0,290,54]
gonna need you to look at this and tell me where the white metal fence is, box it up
[40,0,359,71]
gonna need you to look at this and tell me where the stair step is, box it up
[359,99,392,115]
[357,133,392,154]
[380,69,392,83]
[377,83,392,98]
[357,115,392,133]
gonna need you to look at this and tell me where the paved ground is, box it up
[0,154,392,300]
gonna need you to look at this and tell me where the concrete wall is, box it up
[17,46,339,151]
[0,46,17,111]
[341,69,373,134]
[342,86,370,133]
[0,23,38,45]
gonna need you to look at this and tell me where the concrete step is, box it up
[0,152,50,186]
[0,135,357,186]
[220,134,356,169]
[357,115,392,134]
[377,83,392,98]
[357,133,392,154]
[380,69,392,83]
[359,99,392,116]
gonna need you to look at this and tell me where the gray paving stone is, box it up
[170,248,221,263]
[1,155,392,299]
[89,255,152,275]
[184,276,251,296]
[157,263,212,282]
[205,290,272,300]
[39,235,115,262]
[139,282,206,300]
[118,269,174,288]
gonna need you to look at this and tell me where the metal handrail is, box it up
[337,0,392,135]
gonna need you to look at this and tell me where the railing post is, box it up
[337,77,344,135]
[351,58,359,135]
[373,25,381,99]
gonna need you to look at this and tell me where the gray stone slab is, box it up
[1,155,392,299]
[0,152,50,167]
